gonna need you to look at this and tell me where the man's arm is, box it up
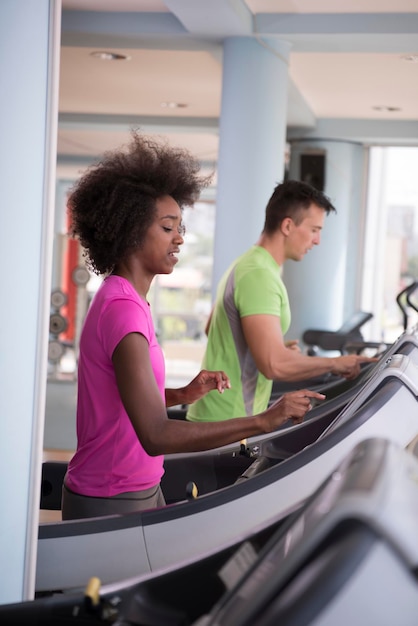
[242,314,378,382]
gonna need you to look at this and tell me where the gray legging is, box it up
[61,482,166,520]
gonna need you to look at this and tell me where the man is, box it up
[186,180,377,422]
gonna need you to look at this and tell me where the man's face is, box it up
[284,203,326,261]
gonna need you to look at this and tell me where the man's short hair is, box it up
[263,180,336,234]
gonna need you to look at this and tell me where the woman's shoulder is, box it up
[96,276,144,304]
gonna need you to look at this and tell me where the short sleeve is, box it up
[99,297,152,359]
[235,267,284,318]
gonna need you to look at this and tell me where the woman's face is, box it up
[137,195,185,275]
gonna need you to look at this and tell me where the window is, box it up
[362,147,418,343]
[149,200,216,385]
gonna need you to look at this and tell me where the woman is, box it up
[61,132,324,520]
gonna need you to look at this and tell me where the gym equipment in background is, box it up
[48,288,69,367]
[302,309,373,356]
[301,282,418,357]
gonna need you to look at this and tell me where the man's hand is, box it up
[285,339,301,352]
[331,355,380,380]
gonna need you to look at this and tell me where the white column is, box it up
[284,139,367,341]
[212,36,291,296]
[0,0,61,603]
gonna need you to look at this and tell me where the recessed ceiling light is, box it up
[90,51,131,61]
[372,105,401,112]
[160,102,188,109]
[401,54,418,63]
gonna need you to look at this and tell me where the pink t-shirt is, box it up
[65,275,165,497]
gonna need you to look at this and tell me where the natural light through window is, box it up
[362,147,418,343]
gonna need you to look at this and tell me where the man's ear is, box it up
[281,217,293,236]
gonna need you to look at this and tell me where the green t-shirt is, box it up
[187,246,290,422]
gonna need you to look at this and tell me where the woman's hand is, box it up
[260,389,326,432]
[182,369,231,404]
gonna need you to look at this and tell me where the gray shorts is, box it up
[61,481,166,520]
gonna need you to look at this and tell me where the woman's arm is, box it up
[112,332,325,456]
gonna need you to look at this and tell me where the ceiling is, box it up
[58,0,418,178]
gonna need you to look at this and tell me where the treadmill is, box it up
[190,437,418,626]
[35,350,418,595]
[6,437,418,625]
[40,326,418,509]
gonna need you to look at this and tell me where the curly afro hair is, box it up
[68,131,213,275]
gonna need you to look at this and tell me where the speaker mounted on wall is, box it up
[300,151,326,191]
